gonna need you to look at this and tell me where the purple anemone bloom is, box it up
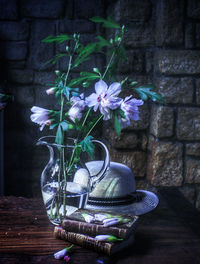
[120,96,144,128]
[86,80,122,120]
[68,93,86,122]
[30,106,50,131]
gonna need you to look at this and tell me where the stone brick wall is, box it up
[105,0,200,210]
[1,0,200,210]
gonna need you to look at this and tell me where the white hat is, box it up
[86,161,159,215]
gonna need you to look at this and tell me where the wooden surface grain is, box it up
[0,189,200,264]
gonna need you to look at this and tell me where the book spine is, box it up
[62,220,128,239]
[54,226,113,255]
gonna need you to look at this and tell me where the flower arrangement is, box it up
[30,17,162,223]
[30,17,162,150]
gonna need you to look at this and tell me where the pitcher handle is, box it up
[90,139,110,191]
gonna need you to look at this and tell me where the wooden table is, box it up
[0,188,200,264]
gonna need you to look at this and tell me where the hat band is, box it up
[88,192,143,207]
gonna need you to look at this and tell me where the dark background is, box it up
[1,0,200,211]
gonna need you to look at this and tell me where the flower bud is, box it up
[46,87,55,95]
[45,120,51,126]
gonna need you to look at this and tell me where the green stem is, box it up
[102,28,124,81]
[102,50,116,80]
[67,145,77,174]
[62,148,67,217]
[81,107,92,128]
[85,114,104,138]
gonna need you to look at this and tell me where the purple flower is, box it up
[86,80,122,120]
[94,235,123,242]
[103,218,120,227]
[54,248,68,259]
[120,96,144,128]
[54,245,73,260]
[68,93,86,122]
[30,106,50,131]
[46,87,55,95]
[64,255,71,262]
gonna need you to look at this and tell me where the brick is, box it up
[155,77,194,104]
[0,21,29,41]
[110,149,147,177]
[29,20,55,71]
[124,22,154,48]
[59,19,95,34]
[196,79,200,104]
[156,0,184,46]
[0,41,27,60]
[9,69,33,84]
[147,140,183,186]
[196,24,200,48]
[185,158,200,184]
[185,23,195,49]
[59,54,104,73]
[155,50,200,75]
[187,0,200,19]
[186,143,200,157]
[179,186,195,205]
[20,0,65,18]
[177,107,200,140]
[34,71,56,86]
[150,105,174,138]
[136,180,158,193]
[0,0,18,20]
[104,128,138,149]
[118,50,144,74]
[111,0,152,22]
[5,61,26,69]
[74,0,104,19]
[34,85,58,109]
[146,51,153,73]
[195,187,200,210]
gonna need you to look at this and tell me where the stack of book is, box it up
[54,209,139,255]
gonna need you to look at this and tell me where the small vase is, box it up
[37,136,109,225]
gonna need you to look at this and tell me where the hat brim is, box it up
[86,190,159,216]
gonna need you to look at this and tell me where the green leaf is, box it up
[51,53,67,64]
[114,114,122,138]
[42,34,72,44]
[63,86,70,100]
[96,35,111,47]
[107,235,123,242]
[80,72,99,77]
[60,121,69,131]
[130,81,138,87]
[68,77,88,87]
[73,43,97,68]
[90,16,120,29]
[134,85,164,103]
[55,124,64,145]
[80,136,94,158]
[49,123,58,130]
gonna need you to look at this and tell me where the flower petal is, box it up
[85,93,98,107]
[54,248,67,259]
[95,80,108,95]
[107,97,123,110]
[107,82,121,97]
